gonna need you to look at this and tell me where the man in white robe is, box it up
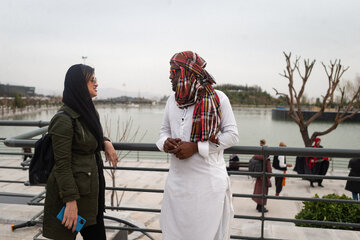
[156,51,239,240]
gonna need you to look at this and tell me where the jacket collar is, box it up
[60,104,80,119]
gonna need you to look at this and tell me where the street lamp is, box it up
[82,56,87,64]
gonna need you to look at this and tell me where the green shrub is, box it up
[295,193,360,230]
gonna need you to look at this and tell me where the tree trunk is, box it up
[299,125,312,147]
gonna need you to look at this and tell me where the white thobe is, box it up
[156,90,239,240]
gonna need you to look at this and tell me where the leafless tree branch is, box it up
[103,115,147,208]
[278,52,356,146]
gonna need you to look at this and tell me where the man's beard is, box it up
[172,77,180,92]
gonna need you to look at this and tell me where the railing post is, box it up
[261,146,266,239]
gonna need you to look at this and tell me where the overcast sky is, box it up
[1,0,359,99]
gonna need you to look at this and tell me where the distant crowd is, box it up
[227,137,360,213]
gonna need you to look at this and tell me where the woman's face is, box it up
[87,74,98,98]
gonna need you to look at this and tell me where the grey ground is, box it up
[0,155,359,240]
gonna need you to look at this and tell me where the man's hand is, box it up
[169,141,198,160]
[163,138,181,153]
[209,134,219,144]
[63,200,78,232]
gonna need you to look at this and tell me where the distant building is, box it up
[0,84,35,96]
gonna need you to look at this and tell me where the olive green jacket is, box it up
[43,105,101,240]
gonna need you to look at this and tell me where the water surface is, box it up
[1,106,359,150]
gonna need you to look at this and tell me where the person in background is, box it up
[43,64,118,240]
[272,142,292,196]
[345,158,360,200]
[157,51,239,240]
[22,147,32,161]
[252,139,271,213]
[308,137,329,187]
[227,154,240,171]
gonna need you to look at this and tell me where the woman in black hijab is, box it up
[43,64,118,240]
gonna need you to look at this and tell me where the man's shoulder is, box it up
[166,94,176,103]
[214,89,229,102]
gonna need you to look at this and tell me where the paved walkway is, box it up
[0,155,359,240]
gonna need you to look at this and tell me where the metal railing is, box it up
[1,120,360,239]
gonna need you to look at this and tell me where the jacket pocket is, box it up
[73,168,92,195]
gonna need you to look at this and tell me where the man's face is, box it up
[169,63,181,92]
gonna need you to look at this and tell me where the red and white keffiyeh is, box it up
[170,51,221,142]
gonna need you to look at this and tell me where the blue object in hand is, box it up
[56,206,86,232]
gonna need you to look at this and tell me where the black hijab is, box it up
[62,64,104,151]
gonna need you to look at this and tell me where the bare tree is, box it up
[103,116,147,208]
[274,52,360,147]
[343,76,360,108]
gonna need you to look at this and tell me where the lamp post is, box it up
[82,56,87,64]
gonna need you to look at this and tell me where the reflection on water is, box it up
[1,106,359,150]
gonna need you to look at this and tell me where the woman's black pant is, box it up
[80,212,106,240]
[275,177,284,194]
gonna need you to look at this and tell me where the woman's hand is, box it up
[63,200,78,232]
[104,140,118,167]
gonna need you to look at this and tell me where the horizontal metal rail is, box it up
[105,225,162,234]
[230,236,278,240]
[106,206,161,213]
[233,193,360,204]
[0,152,33,156]
[229,171,360,181]
[265,216,360,229]
[0,120,49,127]
[5,141,360,158]
[0,120,50,127]
[0,166,28,170]
[4,126,47,147]
[234,214,360,228]
[106,186,163,193]
[104,166,169,172]
[3,124,360,157]
[0,192,36,198]
[105,185,360,205]
[0,180,26,184]
[27,190,46,206]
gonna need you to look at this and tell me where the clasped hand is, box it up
[163,138,198,160]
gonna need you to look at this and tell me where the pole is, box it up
[82,56,87,64]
